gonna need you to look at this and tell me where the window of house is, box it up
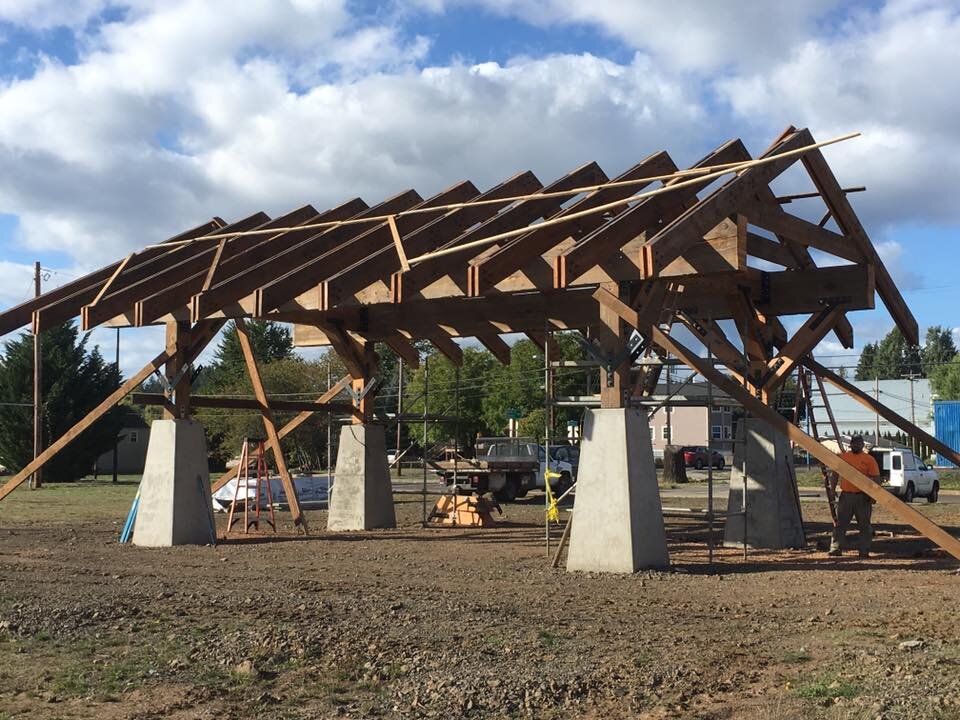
[661,426,671,441]
[711,426,722,440]
[721,405,731,414]
[129,431,139,444]
[722,426,732,440]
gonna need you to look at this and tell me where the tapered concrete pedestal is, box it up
[328,424,396,531]
[566,409,669,572]
[724,418,805,549]
[132,419,216,547]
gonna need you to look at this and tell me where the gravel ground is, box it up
[1,490,959,719]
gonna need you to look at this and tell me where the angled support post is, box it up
[235,317,308,533]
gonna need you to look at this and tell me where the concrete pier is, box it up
[327,424,396,531]
[132,419,216,546]
[566,408,669,572]
[724,418,805,550]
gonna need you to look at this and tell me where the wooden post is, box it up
[597,282,629,409]
[396,359,403,476]
[163,320,192,419]
[31,262,42,489]
[234,317,308,533]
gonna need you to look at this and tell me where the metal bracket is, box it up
[152,362,194,400]
[576,332,646,387]
[346,378,380,406]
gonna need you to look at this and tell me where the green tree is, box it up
[855,342,877,380]
[858,328,922,380]
[0,324,123,481]
[202,320,293,391]
[921,325,957,377]
[931,356,960,401]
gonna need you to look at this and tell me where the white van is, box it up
[868,448,939,503]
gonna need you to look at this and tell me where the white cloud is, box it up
[0,0,109,29]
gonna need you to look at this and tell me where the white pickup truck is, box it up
[869,447,939,503]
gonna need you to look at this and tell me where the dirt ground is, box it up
[1,482,959,720]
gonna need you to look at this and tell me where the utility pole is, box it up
[31,262,42,490]
[396,359,403,476]
[112,327,120,483]
[874,376,881,447]
[902,371,921,454]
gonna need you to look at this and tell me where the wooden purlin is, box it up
[799,146,919,345]
[468,151,673,296]
[255,182,480,316]
[641,130,814,278]
[140,195,419,328]
[557,139,748,288]
[189,197,370,320]
[392,161,607,302]
[651,328,960,562]
[319,171,544,310]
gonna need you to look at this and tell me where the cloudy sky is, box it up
[0,0,957,374]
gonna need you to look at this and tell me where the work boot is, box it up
[858,551,870,559]
[828,548,842,557]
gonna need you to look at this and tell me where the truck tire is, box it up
[904,482,915,504]
[928,481,939,504]
[496,477,519,503]
[553,472,572,497]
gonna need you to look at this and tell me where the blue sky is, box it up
[0,0,958,375]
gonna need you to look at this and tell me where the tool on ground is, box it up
[226,439,277,535]
[119,484,142,544]
[428,492,500,527]
[544,469,561,523]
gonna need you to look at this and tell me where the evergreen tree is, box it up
[931,356,960,401]
[0,324,123,481]
[202,320,293,391]
[921,325,957,377]
[854,342,877,380]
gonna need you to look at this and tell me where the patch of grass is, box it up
[537,630,559,648]
[936,470,960,490]
[792,674,860,700]
[4,479,140,526]
[781,648,811,664]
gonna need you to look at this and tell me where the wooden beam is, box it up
[393,162,606,302]
[558,139,750,287]
[321,171,543,309]
[0,219,223,337]
[651,327,960,561]
[132,393,356,414]
[235,317,307,532]
[209,375,353,493]
[427,334,464,366]
[763,307,845,393]
[383,335,422,369]
[642,129,812,278]
[79,213,273,331]
[800,145,918,344]
[743,199,860,262]
[476,333,512,365]
[746,232,794,267]
[806,359,960,468]
[190,198,370,320]
[469,152,672,295]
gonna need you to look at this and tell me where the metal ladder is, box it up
[796,360,844,521]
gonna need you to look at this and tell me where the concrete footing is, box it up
[132,419,216,547]
[566,408,669,573]
[327,424,396,531]
[724,418,805,549]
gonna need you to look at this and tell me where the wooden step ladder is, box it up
[796,360,844,521]
[226,439,277,535]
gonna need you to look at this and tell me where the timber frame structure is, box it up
[2,124,959,560]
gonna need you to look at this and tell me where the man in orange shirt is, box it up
[829,435,881,558]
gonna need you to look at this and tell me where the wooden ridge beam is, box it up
[393,161,606,302]
[642,129,812,278]
[320,171,543,310]
[189,197,369,321]
[469,151,673,296]
[210,375,352,493]
[800,145,918,344]
[652,328,960,562]
[558,138,749,287]
[806,359,960,468]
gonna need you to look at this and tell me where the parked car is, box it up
[869,447,939,503]
[680,446,725,470]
